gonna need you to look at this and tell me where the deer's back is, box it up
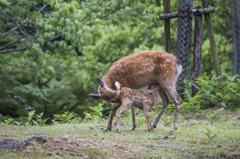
[104,51,179,90]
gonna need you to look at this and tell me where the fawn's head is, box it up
[145,83,160,94]
[88,78,121,103]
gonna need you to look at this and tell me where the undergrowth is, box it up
[1,74,240,126]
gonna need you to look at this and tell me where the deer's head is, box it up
[88,78,121,103]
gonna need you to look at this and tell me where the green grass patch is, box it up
[0,109,240,158]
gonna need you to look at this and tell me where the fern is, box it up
[203,126,217,142]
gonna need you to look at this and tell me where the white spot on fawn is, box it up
[166,58,171,62]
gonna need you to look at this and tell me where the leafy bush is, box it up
[84,102,104,122]
[179,74,240,118]
[53,112,81,124]
[195,74,240,109]
[207,108,223,124]
[1,110,81,126]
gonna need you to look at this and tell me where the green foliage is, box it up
[4,118,16,125]
[180,77,201,118]
[165,103,175,113]
[0,0,236,119]
[197,74,240,108]
[25,110,36,126]
[161,115,174,126]
[1,110,81,125]
[180,74,240,118]
[53,112,80,124]
[34,112,49,126]
[84,102,103,122]
[3,110,48,126]
[135,116,147,127]
[181,95,201,119]
[203,126,217,142]
[207,108,222,124]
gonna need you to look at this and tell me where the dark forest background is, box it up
[0,0,233,119]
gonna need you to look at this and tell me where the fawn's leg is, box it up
[131,107,137,130]
[116,103,130,133]
[104,103,121,131]
[152,86,170,129]
[142,107,152,131]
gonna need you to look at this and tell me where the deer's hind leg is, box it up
[152,86,170,129]
[161,85,181,132]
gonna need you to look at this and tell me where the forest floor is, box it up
[0,108,240,159]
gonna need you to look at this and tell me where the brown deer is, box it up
[96,79,160,133]
[88,51,182,132]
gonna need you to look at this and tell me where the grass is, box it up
[0,108,240,159]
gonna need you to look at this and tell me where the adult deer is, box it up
[88,51,182,132]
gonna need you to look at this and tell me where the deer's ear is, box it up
[88,93,101,99]
[97,78,105,88]
[115,81,121,89]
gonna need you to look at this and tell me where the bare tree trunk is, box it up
[192,6,203,97]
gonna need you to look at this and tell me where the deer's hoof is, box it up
[151,126,154,130]
[170,127,177,132]
[148,128,153,132]
[103,128,111,132]
[131,125,136,130]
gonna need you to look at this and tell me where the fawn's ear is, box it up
[97,78,105,88]
[88,93,101,99]
[115,81,121,90]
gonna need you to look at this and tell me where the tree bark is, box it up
[192,6,203,97]
[163,0,171,53]
[202,0,223,82]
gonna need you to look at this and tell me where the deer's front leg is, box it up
[104,103,121,131]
